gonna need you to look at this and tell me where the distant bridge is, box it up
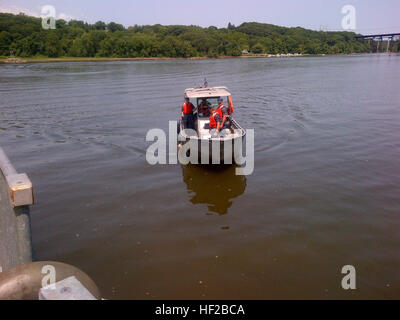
[355,33,400,53]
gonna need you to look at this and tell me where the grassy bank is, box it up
[1,53,382,64]
[0,54,312,64]
[0,56,215,63]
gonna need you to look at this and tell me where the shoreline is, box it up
[0,52,391,64]
[1,55,298,64]
[0,56,222,64]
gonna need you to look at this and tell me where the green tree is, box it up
[252,43,263,54]
[107,22,124,32]
[0,12,371,59]
[93,21,107,30]
[227,22,235,30]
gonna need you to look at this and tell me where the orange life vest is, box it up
[217,105,227,118]
[228,96,234,115]
[209,113,218,128]
[182,102,193,114]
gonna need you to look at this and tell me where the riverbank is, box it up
[0,54,307,64]
[1,53,394,64]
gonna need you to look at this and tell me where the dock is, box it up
[0,146,100,299]
[0,147,33,271]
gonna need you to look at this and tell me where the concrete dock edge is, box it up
[0,147,33,271]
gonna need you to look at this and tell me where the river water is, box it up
[0,54,399,299]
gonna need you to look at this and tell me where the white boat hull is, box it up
[178,117,246,165]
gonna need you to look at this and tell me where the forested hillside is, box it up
[0,13,375,58]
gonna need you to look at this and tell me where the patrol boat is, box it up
[178,86,246,164]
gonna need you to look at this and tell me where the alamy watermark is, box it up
[341,265,356,290]
[41,5,56,30]
[41,264,57,289]
[341,5,356,30]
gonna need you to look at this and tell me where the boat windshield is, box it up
[196,96,228,118]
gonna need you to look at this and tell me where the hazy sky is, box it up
[1,0,399,34]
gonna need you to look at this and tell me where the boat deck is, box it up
[196,117,242,140]
[197,119,212,139]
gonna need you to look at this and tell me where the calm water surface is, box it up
[0,54,399,299]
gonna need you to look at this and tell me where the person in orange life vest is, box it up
[216,98,230,129]
[181,97,196,129]
[209,107,222,137]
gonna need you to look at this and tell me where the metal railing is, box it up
[0,146,101,299]
[0,146,33,271]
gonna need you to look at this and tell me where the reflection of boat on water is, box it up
[181,164,246,215]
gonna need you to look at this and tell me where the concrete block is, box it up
[7,174,33,207]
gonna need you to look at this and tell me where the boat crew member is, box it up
[209,107,222,137]
[199,98,211,116]
[216,98,230,129]
[181,97,196,129]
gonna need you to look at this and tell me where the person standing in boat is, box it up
[216,98,230,129]
[181,97,196,129]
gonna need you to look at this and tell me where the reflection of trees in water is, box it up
[181,165,247,215]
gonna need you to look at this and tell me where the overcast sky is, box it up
[1,0,399,34]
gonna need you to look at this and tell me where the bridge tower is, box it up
[376,37,381,53]
[387,36,394,52]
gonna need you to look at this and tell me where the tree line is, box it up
[1,12,395,58]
